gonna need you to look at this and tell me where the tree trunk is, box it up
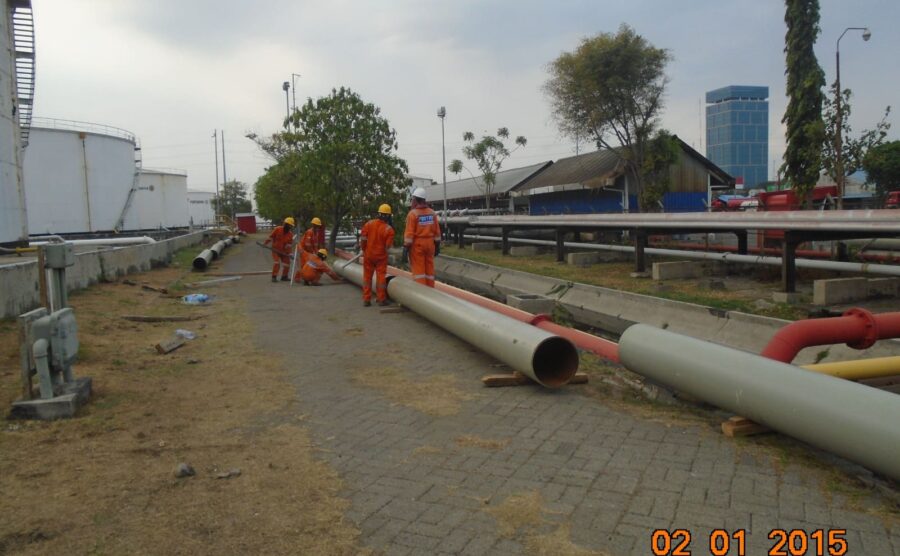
[329,214,340,255]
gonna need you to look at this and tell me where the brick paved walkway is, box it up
[226,244,899,555]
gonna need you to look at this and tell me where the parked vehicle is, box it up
[886,190,900,209]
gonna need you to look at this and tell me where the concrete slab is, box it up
[506,293,555,315]
[813,277,868,306]
[508,246,539,257]
[652,260,703,281]
[867,277,899,299]
[773,291,802,305]
[9,377,92,420]
[470,242,497,252]
[566,252,598,267]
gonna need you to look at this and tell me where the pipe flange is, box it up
[529,314,553,326]
[843,308,879,350]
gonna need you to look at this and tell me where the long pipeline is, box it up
[333,249,619,362]
[333,260,579,387]
[619,324,900,481]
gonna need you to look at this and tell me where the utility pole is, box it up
[282,81,290,123]
[834,26,871,210]
[291,73,302,116]
[221,130,230,220]
[437,106,447,213]
[212,130,220,221]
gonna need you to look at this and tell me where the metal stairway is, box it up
[10,1,35,147]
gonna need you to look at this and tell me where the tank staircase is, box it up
[11,1,36,147]
[114,139,143,231]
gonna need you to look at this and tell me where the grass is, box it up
[351,366,475,417]
[443,245,808,321]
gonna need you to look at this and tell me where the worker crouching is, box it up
[265,217,295,282]
[297,248,341,286]
[360,203,395,306]
[403,187,442,287]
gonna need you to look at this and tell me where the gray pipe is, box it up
[192,249,214,270]
[619,324,900,480]
[334,261,579,387]
[210,240,226,259]
[462,234,900,277]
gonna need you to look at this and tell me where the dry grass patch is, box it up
[351,367,473,417]
[0,263,366,555]
[455,434,509,451]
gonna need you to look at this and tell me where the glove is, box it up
[401,247,409,264]
[434,242,441,257]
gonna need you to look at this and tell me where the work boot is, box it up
[271,275,277,283]
[363,300,371,307]
[280,276,289,281]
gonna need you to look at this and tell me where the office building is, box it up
[706,85,769,189]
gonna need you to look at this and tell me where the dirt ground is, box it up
[0,245,365,555]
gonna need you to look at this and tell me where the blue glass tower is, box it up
[705,85,769,189]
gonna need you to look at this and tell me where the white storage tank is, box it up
[129,168,189,230]
[0,1,33,246]
[187,189,216,227]
[23,119,138,235]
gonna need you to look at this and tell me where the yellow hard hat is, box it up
[317,248,328,258]
[311,217,322,226]
[378,203,392,215]
[284,217,296,227]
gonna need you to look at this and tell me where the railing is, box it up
[11,2,35,146]
[30,117,136,143]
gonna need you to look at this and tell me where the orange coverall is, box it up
[297,251,340,285]
[265,225,294,278]
[360,218,395,303]
[404,206,441,287]
[300,227,322,254]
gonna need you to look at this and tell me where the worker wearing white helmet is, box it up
[403,187,442,287]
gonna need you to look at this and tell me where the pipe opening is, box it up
[531,336,579,388]
[192,256,209,271]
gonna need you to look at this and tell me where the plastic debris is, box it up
[182,293,211,305]
[175,329,196,340]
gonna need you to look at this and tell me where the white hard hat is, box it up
[412,187,427,200]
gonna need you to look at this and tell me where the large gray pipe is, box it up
[619,324,900,480]
[210,240,226,259]
[192,249,214,270]
[334,261,579,387]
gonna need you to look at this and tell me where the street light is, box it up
[437,106,447,213]
[291,73,302,116]
[834,26,871,210]
[282,81,290,123]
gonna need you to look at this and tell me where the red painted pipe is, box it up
[335,249,620,362]
[656,242,900,263]
[761,308,900,363]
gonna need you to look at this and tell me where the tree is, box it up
[212,180,252,219]
[252,87,409,253]
[822,84,891,183]
[782,0,826,203]
[863,140,900,199]
[448,128,526,210]
[543,24,671,212]
[638,130,680,211]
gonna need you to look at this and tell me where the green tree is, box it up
[638,131,680,211]
[863,140,900,200]
[212,180,252,220]
[448,127,527,210]
[252,87,410,252]
[822,84,891,183]
[543,24,671,212]
[782,0,826,203]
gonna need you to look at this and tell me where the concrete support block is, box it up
[652,261,704,281]
[9,377,92,420]
[566,252,598,267]
[506,293,555,315]
[867,277,899,299]
[596,251,631,263]
[772,292,802,305]
[813,277,868,306]
[509,246,539,257]
[470,242,498,252]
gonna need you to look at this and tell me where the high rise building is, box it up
[705,85,769,189]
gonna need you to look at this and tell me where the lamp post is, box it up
[282,81,290,123]
[834,26,871,210]
[291,73,302,115]
[437,106,447,213]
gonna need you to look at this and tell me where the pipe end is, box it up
[531,336,579,388]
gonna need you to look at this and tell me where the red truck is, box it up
[887,190,900,209]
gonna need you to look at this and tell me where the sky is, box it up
[31,0,899,197]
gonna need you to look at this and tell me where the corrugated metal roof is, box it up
[514,149,625,193]
[424,160,552,202]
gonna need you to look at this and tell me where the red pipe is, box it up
[655,241,900,263]
[335,249,620,362]
[761,308,900,363]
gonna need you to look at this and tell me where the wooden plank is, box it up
[481,371,589,387]
[379,307,408,314]
[155,336,186,354]
[141,284,169,294]
[122,315,203,323]
[721,416,771,437]
[205,271,270,277]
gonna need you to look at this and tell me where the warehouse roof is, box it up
[423,160,552,202]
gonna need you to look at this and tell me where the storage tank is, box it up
[129,168,189,230]
[0,1,34,247]
[187,189,216,227]
[23,118,138,235]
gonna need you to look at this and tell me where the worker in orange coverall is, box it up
[264,217,295,282]
[360,203,396,306]
[297,248,341,286]
[300,217,324,254]
[403,187,441,287]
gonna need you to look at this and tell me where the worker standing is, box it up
[297,248,341,286]
[403,187,441,287]
[264,217,295,282]
[360,204,395,306]
[300,217,324,254]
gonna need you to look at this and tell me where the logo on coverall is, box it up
[418,215,434,226]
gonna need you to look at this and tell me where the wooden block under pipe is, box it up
[721,416,771,437]
[481,371,589,387]
[155,336,186,355]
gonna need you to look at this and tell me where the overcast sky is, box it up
[31,0,899,196]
